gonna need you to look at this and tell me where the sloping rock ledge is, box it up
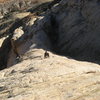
[0,0,100,100]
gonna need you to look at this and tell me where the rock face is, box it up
[0,0,54,69]
[0,49,100,100]
[7,15,52,67]
[47,0,100,62]
[0,0,100,100]
[0,0,53,15]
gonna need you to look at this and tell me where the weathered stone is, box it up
[0,0,53,15]
[0,12,3,19]
[46,0,100,63]
[1,49,100,100]
[12,12,31,19]
[0,0,100,100]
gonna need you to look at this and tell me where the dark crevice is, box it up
[0,18,25,70]
[43,14,59,53]
[0,36,11,70]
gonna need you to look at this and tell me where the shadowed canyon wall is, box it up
[0,0,100,69]
[44,0,100,63]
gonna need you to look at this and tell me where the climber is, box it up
[44,51,49,58]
